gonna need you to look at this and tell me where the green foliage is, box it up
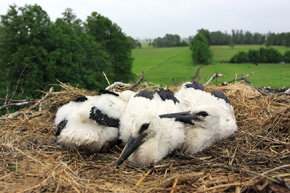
[197,28,211,45]
[283,33,290,47]
[265,32,290,47]
[0,4,52,99]
[259,48,282,63]
[85,12,134,82]
[152,34,188,48]
[230,47,282,63]
[190,33,212,65]
[247,49,259,64]
[284,50,290,63]
[0,4,134,110]
[127,36,141,49]
[197,29,266,46]
[230,51,249,63]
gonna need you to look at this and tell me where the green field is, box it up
[132,45,290,88]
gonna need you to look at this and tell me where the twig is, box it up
[23,87,54,115]
[275,176,290,191]
[105,82,131,90]
[172,78,182,84]
[135,169,152,187]
[170,178,179,193]
[130,70,144,90]
[203,73,224,86]
[192,65,204,81]
[227,73,254,84]
[103,71,111,87]
[0,100,38,110]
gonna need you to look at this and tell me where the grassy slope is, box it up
[132,45,290,88]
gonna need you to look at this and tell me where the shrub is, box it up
[259,48,282,63]
[284,50,290,63]
[230,47,283,63]
[248,49,259,64]
[230,51,249,63]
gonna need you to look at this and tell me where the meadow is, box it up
[132,45,290,88]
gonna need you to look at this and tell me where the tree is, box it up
[127,36,141,49]
[0,4,125,103]
[85,12,134,82]
[190,33,212,65]
[197,28,211,45]
[0,4,52,99]
[152,34,186,47]
[283,33,290,47]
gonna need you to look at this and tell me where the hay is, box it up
[1,82,290,192]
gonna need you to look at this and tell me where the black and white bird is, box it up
[117,89,185,166]
[54,90,135,152]
[162,81,237,154]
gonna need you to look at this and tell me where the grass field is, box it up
[132,45,290,88]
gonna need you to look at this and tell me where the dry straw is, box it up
[0,81,289,192]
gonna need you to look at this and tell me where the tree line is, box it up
[149,29,290,48]
[0,4,135,110]
[150,34,188,48]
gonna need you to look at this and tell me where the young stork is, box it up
[161,81,237,155]
[116,89,185,166]
[54,90,135,152]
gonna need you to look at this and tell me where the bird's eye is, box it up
[197,111,208,117]
[138,123,150,134]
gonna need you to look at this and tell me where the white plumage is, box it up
[54,90,135,152]
[117,89,185,166]
[174,81,238,154]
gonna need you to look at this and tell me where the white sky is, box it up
[1,0,289,39]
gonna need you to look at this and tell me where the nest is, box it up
[0,82,290,192]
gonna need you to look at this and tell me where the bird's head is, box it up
[116,122,155,165]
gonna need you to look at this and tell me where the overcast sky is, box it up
[1,0,289,39]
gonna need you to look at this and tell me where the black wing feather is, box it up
[134,90,154,100]
[185,81,204,91]
[156,88,179,104]
[212,90,232,105]
[90,107,120,128]
[55,119,68,136]
[73,96,88,102]
[100,90,119,97]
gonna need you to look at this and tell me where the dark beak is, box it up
[159,111,201,125]
[116,134,146,165]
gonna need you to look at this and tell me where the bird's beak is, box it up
[159,111,201,125]
[116,134,146,165]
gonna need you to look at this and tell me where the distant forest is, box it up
[147,29,290,48]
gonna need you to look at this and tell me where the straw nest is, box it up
[1,82,289,193]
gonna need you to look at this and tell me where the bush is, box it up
[259,48,282,63]
[284,50,290,63]
[190,33,212,65]
[230,47,283,63]
[230,51,249,63]
[248,49,259,64]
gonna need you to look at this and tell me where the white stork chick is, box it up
[54,90,135,152]
[117,89,185,166]
[167,81,238,154]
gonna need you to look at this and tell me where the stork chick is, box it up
[54,90,135,152]
[117,89,185,166]
[167,81,238,154]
